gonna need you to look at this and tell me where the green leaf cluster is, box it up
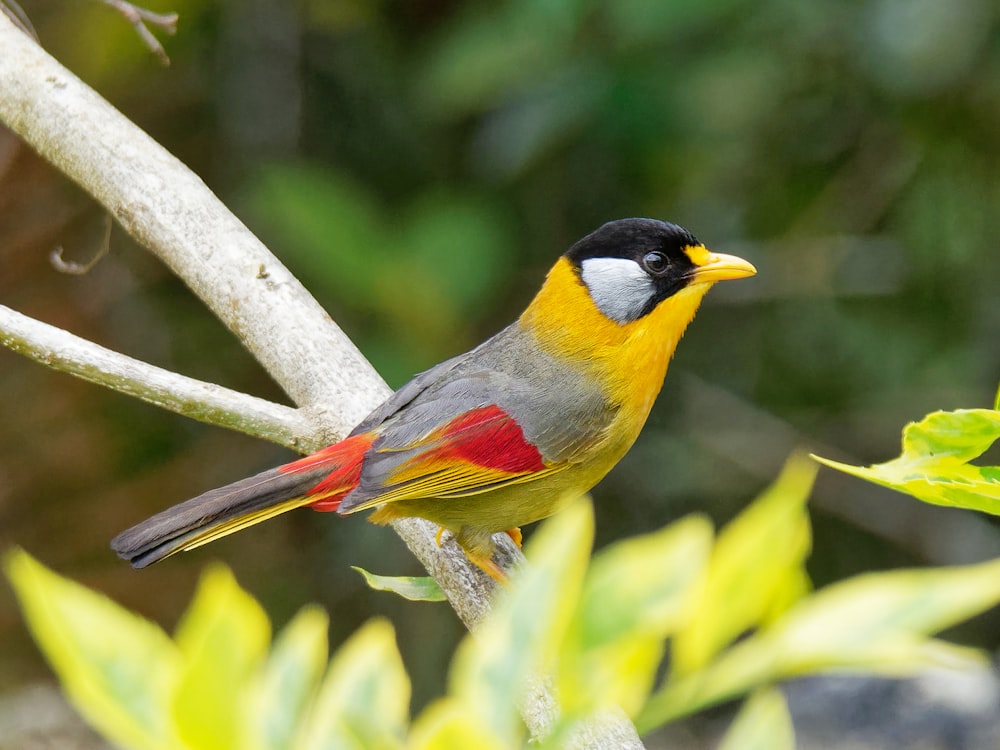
[9,454,1000,749]
[813,395,1000,515]
[5,558,407,750]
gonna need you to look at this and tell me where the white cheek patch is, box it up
[579,257,654,324]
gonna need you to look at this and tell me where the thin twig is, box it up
[50,214,112,275]
[99,0,178,66]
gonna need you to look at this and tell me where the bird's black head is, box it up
[564,218,707,323]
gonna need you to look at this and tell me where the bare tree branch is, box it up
[0,15,645,748]
[0,303,311,449]
[0,0,36,40]
[0,17,380,445]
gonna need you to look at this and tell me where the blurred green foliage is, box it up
[242,165,512,384]
[718,687,795,750]
[11,452,1000,749]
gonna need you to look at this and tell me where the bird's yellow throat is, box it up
[519,256,711,417]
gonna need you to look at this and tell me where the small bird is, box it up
[112,218,755,580]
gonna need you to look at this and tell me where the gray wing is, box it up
[340,324,617,510]
[348,350,470,436]
[355,323,615,460]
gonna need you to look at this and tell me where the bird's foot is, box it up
[464,549,508,584]
[505,527,522,548]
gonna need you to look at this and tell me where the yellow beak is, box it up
[690,251,757,283]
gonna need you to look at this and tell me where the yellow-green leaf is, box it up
[640,556,1000,730]
[813,407,1000,514]
[562,636,665,719]
[672,456,816,673]
[300,618,410,750]
[718,688,794,750]
[408,699,506,750]
[243,605,329,750]
[352,567,446,602]
[577,514,713,645]
[4,549,184,750]
[560,514,712,715]
[449,498,594,745]
[171,565,271,750]
[758,556,1000,672]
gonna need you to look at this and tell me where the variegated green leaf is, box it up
[352,567,446,602]
[813,407,1000,514]
[5,549,185,750]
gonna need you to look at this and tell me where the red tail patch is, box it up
[279,433,375,512]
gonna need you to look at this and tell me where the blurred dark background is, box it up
[2,0,1000,741]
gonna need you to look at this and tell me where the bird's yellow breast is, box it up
[519,257,710,436]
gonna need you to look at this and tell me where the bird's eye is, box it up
[642,251,670,275]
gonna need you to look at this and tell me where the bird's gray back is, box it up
[351,322,615,464]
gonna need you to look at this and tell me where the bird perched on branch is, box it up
[112,218,755,580]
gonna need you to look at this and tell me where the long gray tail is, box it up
[110,464,329,569]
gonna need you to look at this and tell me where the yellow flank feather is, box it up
[172,496,317,554]
[342,463,565,513]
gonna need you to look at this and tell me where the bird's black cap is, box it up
[565,219,705,319]
[564,218,701,267]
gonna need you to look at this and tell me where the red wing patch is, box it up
[432,405,546,474]
[374,404,547,496]
[278,432,375,512]
[335,405,556,514]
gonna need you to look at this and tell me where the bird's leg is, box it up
[426,525,508,583]
[463,549,508,584]
[456,526,507,584]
